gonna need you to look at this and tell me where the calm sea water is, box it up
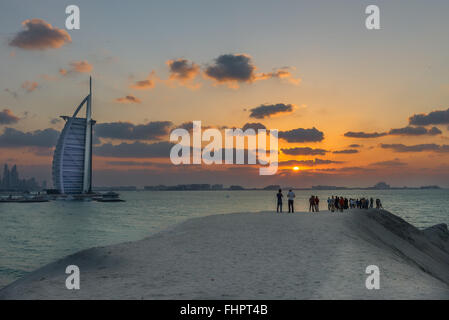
[1,189,448,288]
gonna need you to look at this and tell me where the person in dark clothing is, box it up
[309,195,315,212]
[276,189,283,213]
[370,197,374,208]
[314,196,320,212]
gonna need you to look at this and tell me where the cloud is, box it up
[4,89,18,99]
[115,95,142,104]
[281,147,328,156]
[0,127,59,148]
[409,108,449,126]
[256,67,301,85]
[278,158,343,167]
[167,59,200,82]
[69,60,92,73]
[388,126,442,136]
[60,60,93,75]
[94,141,174,158]
[332,149,359,154]
[9,19,71,50]
[106,161,162,167]
[249,103,295,119]
[21,81,39,92]
[369,159,407,167]
[344,131,387,138]
[0,109,20,125]
[242,122,266,131]
[131,79,155,90]
[205,54,256,86]
[348,144,362,148]
[381,143,449,153]
[279,127,324,143]
[50,118,63,125]
[95,121,173,141]
[130,71,156,90]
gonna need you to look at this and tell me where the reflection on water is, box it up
[1,189,448,287]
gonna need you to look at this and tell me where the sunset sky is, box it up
[1,0,448,188]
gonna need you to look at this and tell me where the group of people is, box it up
[276,189,296,213]
[275,189,383,213]
[327,196,383,212]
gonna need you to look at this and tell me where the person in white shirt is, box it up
[287,189,295,213]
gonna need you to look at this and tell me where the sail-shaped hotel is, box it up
[52,78,95,194]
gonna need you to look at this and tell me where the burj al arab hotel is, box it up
[52,77,95,194]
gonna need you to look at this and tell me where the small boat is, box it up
[95,192,125,202]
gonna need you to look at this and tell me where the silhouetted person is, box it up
[276,189,283,213]
[339,197,344,212]
[287,189,295,213]
[375,198,383,209]
[315,196,320,212]
[309,195,315,212]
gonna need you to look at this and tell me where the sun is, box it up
[292,166,300,171]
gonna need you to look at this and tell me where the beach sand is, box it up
[1,209,449,299]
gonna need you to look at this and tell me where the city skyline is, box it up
[1,1,449,188]
[0,163,42,191]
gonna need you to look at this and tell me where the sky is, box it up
[0,0,448,188]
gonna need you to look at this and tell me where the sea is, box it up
[1,189,448,288]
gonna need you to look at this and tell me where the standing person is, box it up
[309,195,315,212]
[315,196,320,212]
[287,189,295,213]
[339,197,344,212]
[370,197,374,208]
[330,196,335,212]
[327,197,332,211]
[276,189,283,213]
[335,196,339,212]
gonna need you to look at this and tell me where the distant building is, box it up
[373,182,390,189]
[2,164,10,189]
[263,185,281,190]
[312,185,347,190]
[52,77,95,194]
[0,164,40,191]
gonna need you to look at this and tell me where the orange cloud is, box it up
[0,109,20,125]
[21,81,38,92]
[115,95,142,104]
[166,59,201,88]
[59,60,93,76]
[69,60,93,73]
[130,71,157,90]
[9,18,71,50]
[257,68,301,85]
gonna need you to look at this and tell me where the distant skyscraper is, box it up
[52,77,95,194]
[10,165,19,188]
[2,164,10,189]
